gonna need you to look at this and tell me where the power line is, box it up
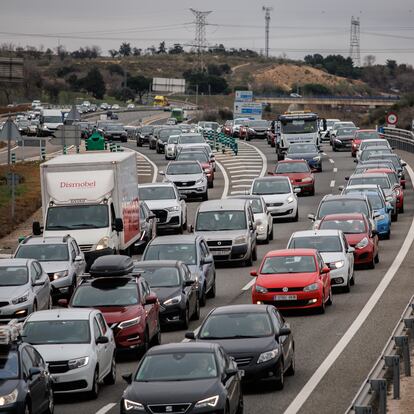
[262,6,273,58]
[190,8,212,69]
[349,16,361,66]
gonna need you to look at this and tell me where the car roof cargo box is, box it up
[89,255,134,277]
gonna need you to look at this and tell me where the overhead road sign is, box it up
[0,57,24,83]
[235,90,253,102]
[65,105,81,124]
[152,77,186,94]
[233,102,263,120]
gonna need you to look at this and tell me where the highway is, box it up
[52,111,414,414]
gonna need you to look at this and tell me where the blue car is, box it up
[285,143,323,172]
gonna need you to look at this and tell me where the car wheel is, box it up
[202,191,208,201]
[275,361,284,390]
[32,301,37,313]
[252,245,257,261]
[264,231,270,244]
[333,144,337,152]
[343,275,351,293]
[309,187,315,196]
[192,297,200,320]
[182,306,190,329]
[208,180,214,188]
[207,275,216,298]
[318,165,323,172]
[245,252,253,267]
[350,272,356,285]
[326,287,333,305]
[152,321,161,346]
[24,402,31,414]
[182,216,187,231]
[374,252,379,263]
[47,295,52,310]
[138,329,150,358]
[200,284,207,307]
[292,209,299,222]
[368,255,375,269]
[89,367,99,399]
[177,225,184,235]
[399,205,404,214]
[236,394,244,414]
[384,230,391,240]
[137,141,142,147]
[317,294,326,314]
[286,351,295,376]
[392,212,398,222]
[269,224,274,241]
[104,354,116,385]
[46,387,54,414]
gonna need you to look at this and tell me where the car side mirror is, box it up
[371,229,378,236]
[348,247,355,253]
[145,294,157,305]
[122,373,133,384]
[159,171,165,175]
[277,327,291,337]
[224,367,238,379]
[401,162,407,167]
[180,194,187,200]
[267,171,274,175]
[321,266,330,274]
[338,185,344,191]
[33,279,46,286]
[96,336,109,344]
[250,270,258,277]
[58,298,68,307]
[308,213,315,221]
[185,331,196,340]
[353,159,358,163]
[113,218,123,233]
[32,221,42,236]
[146,214,156,222]
[344,176,349,181]
[201,256,213,265]
[184,280,195,287]
[28,367,41,379]
[74,255,83,262]
[189,225,194,233]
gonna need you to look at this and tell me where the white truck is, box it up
[33,152,140,268]
[37,109,64,136]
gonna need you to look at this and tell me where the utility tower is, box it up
[262,6,273,58]
[349,16,361,67]
[190,8,212,69]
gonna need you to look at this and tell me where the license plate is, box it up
[274,295,297,301]
[213,250,229,256]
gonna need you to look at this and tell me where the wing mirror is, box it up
[250,270,258,277]
[159,171,165,175]
[145,293,158,305]
[184,280,195,287]
[321,265,330,274]
[58,298,68,307]
[28,367,42,379]
[32,221,43,236]
[96,336,109,344]
[277,327,291,337]
[146,214,156,222]
[185,331,196,340]
[122,373,133,384]
[74,255,83,262]
[113,218,124,233]
[308,213,316,221]
[348,247,355,253]
[294,187,301,193]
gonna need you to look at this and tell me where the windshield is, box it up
[320,219,366,234]
[137,267,180,287]
[276,162,309,173]
[144,244,196,265]
[141,126,153,134]
[261,255,316,274]
[168,136,179,144]
[289,236,342,252]
[327,120,339,128]
[361,149,392,161]
[23,320,91,344]
[43,116,62,123]
[196,211,247,231]
[319,200,369,218]
[248,120,269,128]
[249,199,263,213]
[287,144,318,154]
[166,163,202,175]
[281,119,317,134]
[361,141,388,150]
[385,172,398,185]
[72,281,139,307]
[368,155,401,169]
[252,179,290,195]
[200,312,273,339]
[357,131,380,140]
[46,205,109,230]
[349,177,390,189]
[15,244,69,262]
[160,129,181,140]
[179,135,205,144]
[345,192,384,209]
[139,186,176,200]
[106,124,124,132]
[177,152,208,163]
[337,128,357,136]
[0,266,28,286]
[135,352,217,382]
[0,352,19,379]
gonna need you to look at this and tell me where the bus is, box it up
[171,107,184,123]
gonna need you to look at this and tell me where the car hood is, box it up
[286,153,318,160]
[151,286,182,303]
[126,378,219,405]
[275,172,312,182]
[345,233,366,246]
[38,261,69,274]
[93,305,142,325]
[257,272,318,288]
[34,343,91,362]
[0,380,20,396]
[197,336,275,356]
[320,252,345,264]
[195,230,247,241]
[0,285,28,301]
[144,199,179,210]
[255,193,291,203]
[165,173,203,182]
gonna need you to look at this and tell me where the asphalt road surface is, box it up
[53,133,414,414]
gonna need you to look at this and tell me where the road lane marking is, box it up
[136,152,157,183]
[242,142,267,177]
[95,403,117,414]
[329,158,335,164]
[216,160,229,199]
[283,164,414,414]
[333,167,338,173]
[232,179,255,183]
[232,184,252,188]
[242,278,256,291]
[232,174,261,178]
[330,180,335,188]
[322,152,327,156]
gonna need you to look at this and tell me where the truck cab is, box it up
[37,109,64,136]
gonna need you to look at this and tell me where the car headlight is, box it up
[68,356,89,370]
[12,291,29,305]
[234,235,247,244]
[118,316,141,329]
[313,156,321,161]
[257,348,280,364]
[195,395,219,408]
[163,295,182,306]
[196,178,205,184]
[124,399,144,411]
[355,237,369,249]
[0,389,18,406]
[334,138,341,143]
[286,195,294,204]
[257,225,266,232]
[302,177,313,183]
[303,283,319,292]
[96,236,109,251]
[203,168,211,174]
[53,270,68,280]
[255,285,268,294]
[376,214,386,221]
[166,206,179,212]
[332,260,344,269]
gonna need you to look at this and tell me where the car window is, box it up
[73,240,81,256]
[181,264,191,281]
[70,243,76,260]
[200,241,209,258]
[273,309,284,329]
[140,279,151,298]
[21,348,33,377]
[216,348,227,370]
[26,346,43,367]
[30,263,37,282]
[96,313,108,334]
[93,318,102,341]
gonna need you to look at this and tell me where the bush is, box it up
[301,83,332,96]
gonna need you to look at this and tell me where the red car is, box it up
[250,248,332,313]
[66,256,161,353]
[364,168,404,213]
[318,213,379,268]
[223,120,233,136]
[351,129,381,157]
[271,160,315,195]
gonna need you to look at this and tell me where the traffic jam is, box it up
[0,107,408,414]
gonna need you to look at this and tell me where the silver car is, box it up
[0,258,51,322]
[161,161,208,201]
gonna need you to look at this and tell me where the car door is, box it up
[182,264,196,313]
[96,313,113,375]
[92,316,109,380]
[273,309,293,367]
[21,347,44,413]
[317,253,330,295]
[247,206,256,249]
[199,240,214,290]
[31,262,49,310]
[218,347,239,413]
[342,233,354,275]
[72,240,85,277]
[140,279,157,337]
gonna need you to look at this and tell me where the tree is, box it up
[128,75,151,103]
[108,63,124,76]
[169,43,184,54]
[113,87,135,101]
[79,68,106,99]
[132,47,142,56]
[157,41,167,54]
[108,49,118,58]
[119,42,131,57]
[363,55,376,67]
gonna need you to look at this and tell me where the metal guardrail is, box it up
[346,295,414,414]
[382,127,414,153]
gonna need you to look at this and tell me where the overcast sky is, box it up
[1,0,414,65]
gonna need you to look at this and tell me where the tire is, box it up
[368,255,375,269]
[199,284,207,307]
[350,272,355,285]
[343,275,351,293]
[182,306,190,329]
[46,295,52,310]
[45,387,54,414]
[245,252,253,267]
[392,212,398,222]
[399,205,404,214]
[236,394,244,414]
[286,351,295,376]
[208,180,214,188]
[292,209,299,222]
[103,355,116,385]
[384,230,391,240]
[318,165,323,172]
[182,218,187,232]
[191,297,200,320]
[252,245,257,261]
[309,187,315,196]
[275,361,284,390]
[269,224,274,241]
[202,191,208,201]
[89,367,99,399]
[264,232,270,244]
[151,321,161,346]
[138,329,149,358]
[32,301,37,313]
[207,275,216,298]
[137,141,142,147]
[24,402,31,414]
[374,252,379,263]
[333,145,337,152]
[317,294,326,314]
[326,287,333,305]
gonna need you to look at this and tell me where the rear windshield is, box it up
[319,219,366,234]
[318,200,369,218]
[252,179,291,195]
[289,236,342,252]
[166,163,202,175]
[349,177,390,189]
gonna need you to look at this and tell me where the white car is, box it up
[138,182,187,233]
[320,118,340,141]
[23,308,116,397]
[112,104,120,110]
[232,117,250,137]
[127,103,135,109]
[164,135,180,160]
[287,229,355,292]
[250,176,300,222]
[356,139,392,161]
[166,118,177,125]
[228,195,273,243]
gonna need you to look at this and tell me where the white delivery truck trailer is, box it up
[33,152,140,268]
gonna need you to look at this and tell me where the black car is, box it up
[149,126,165,150]
[244,120,270,140]
[103,123,127,142]
[285,143,323,172]
[332,127,358,151]
[133,260,200,329]
[156,128,182,154]
[186,304,294,389]
[136,126,154,147]
[0,323,54,414]
[136,201,157,252]
[120,342,243,414]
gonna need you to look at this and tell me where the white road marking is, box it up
[333,167,338,173]
[329,158,335,164]
[232,179,255,183]
[330,180,335,188]
[322,152,327,156]
[232,184,252,188]
[95,403,117,414]
[136,152,157,183]
[242,141,267,177]
[216,160,229,199]
[232,174,261,178]
[283,164,414,414]
[242,278,256,291]
[227,166,262,171]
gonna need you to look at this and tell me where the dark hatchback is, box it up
[136,126,154,147]
[186,304,294,389]
[133,260,200,329]
[121,342,243,414]
[285,143,322,172]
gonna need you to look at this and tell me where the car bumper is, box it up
[253,290,324,310]
[375,218,391,236]
[176,184,207,197]
[51,364,95,393]
[237,356,283,382]
[292,181,314,193]
[352,245,375,266]
[333,140,352,149]
[266,203,296,218]
[0,401,27,414]
[0,304,32,323]
[156,212,182,229]
[209,243,249,262]
[329,267,349,287]
[159,303,185,324]
[111,323,146,349]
